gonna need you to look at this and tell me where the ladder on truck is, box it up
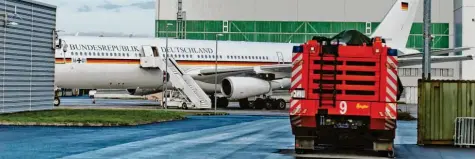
[139,45,212,109]
[318,43,339,107]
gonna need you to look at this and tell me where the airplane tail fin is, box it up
[371,0,421,49]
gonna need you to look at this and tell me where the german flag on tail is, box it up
[401,2,408,11]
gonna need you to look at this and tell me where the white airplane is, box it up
[53,0,472,108]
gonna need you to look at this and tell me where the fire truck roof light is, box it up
[388,49,398,56]
[293,46,303,53]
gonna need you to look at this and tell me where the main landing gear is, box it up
[54,89,61,107]
[238,97,286,110]
[210,95,229,108]
[54,96,60,106]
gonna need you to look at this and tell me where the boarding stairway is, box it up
[139,45,212,109]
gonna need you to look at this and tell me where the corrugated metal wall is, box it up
[417,80,475,145]
[0,0,56,113]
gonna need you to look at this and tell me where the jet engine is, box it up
[221,77,290,99]
[126,88,161,96]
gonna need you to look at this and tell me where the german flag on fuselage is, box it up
[401,2,409,11]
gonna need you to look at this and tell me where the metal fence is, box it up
[454,117,475,147]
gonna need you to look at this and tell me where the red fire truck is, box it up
[289,30,403,158]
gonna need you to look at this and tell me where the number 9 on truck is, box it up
[339,101,347,114]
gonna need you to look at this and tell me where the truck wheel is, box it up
[276,99,286,110]
[295,149,307,154]
[387,150,395,158]
[379,150,395,158]
[54,97,60,107]
[182,103,188,110]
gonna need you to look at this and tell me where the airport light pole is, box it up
[422,0,432,80]
[162,23,173,109]
[214,33,223,113]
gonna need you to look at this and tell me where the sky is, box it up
[37,0,156,37]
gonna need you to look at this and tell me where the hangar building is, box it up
[155,0,461,104]
[0,0,57,113]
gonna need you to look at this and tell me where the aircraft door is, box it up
[276,51,284,64]
[151,46,159,57]
[56,39,68,64]
[141,45,155,57]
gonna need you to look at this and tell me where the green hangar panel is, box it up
[156,20,449,50]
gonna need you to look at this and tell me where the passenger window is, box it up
[219,55,222,59]
[122,53,125,56]
[88,52,91,56]
[127,53,129,57]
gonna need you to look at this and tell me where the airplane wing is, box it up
[398,47,472,58]
[198,54,473,75]
[198,64,291,75]
[195,53,473,78]
[198,66,255,75]
[399,55,473,67]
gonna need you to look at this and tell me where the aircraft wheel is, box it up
[276,98,286,110]
[238,98,250,109]
[253,98,265,109]
[265,100,274,110]
[217,97,229,108]
[54,97,60,107]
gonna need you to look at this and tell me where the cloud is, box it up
[97,1,124,10]
[33,0,156,36]
[130,1,155,10]
[77,5,91,12]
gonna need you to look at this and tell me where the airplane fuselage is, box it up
[54,36,296,93]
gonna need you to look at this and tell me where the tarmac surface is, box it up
[0,97,473,159]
